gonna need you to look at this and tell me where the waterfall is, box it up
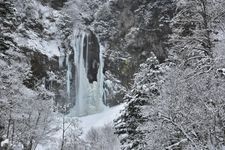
[66,30,106,116]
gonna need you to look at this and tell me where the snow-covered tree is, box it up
[60,116,83,150]
[86,123,120,150]
[152,0,225,149]
[114,1,225,147]
[0,3,65,149]
[170,0,225,71]
[0,53,60,149]
[63,0,107,27]
[115,53,167,150]
[154,65,225,149]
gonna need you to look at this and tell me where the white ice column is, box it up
[67,30,106,116]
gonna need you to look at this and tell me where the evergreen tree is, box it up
[114,53,166,150]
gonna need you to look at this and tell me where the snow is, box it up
[11,0,64,58]
[14,35,60,58]
[35,104,124,150]
[1,139,9,147]
[79,104,124,135]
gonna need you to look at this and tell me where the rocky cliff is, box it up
[0,0,175,108]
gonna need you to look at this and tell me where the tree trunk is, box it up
[61,116,65,150]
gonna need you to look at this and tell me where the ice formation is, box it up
[65,30,105,116]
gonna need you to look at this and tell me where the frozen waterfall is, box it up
[65,30,106,116]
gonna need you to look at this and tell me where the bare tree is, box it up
[86,123,120,150]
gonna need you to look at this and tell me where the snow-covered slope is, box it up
[12,0,70,58]
[36,104,124,150]
[79,104,124,135]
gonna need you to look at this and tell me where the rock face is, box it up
[53,0,175,106]
[0,0,74,111]
[22,50,59,89]
[91,0,176,105]
[0,0,106,111]
[1,0,176,109]
[86,30,100,83]
[39,0,68,10]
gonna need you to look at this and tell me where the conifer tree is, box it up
[115,53,166,150]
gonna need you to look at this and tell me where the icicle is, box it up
[66,52,71,100]
[98,45,106,106]
[85,34,89,71]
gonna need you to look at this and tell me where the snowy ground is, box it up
[79,104,124,135]
[36,104,124,150]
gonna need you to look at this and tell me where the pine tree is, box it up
[114,53,166,150]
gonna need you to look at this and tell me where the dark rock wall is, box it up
[39,0,68,10]
[86,30,100,83]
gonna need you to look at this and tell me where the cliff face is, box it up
[90,0,175,105]
[0,0,73,112]
[0,0,175,107]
